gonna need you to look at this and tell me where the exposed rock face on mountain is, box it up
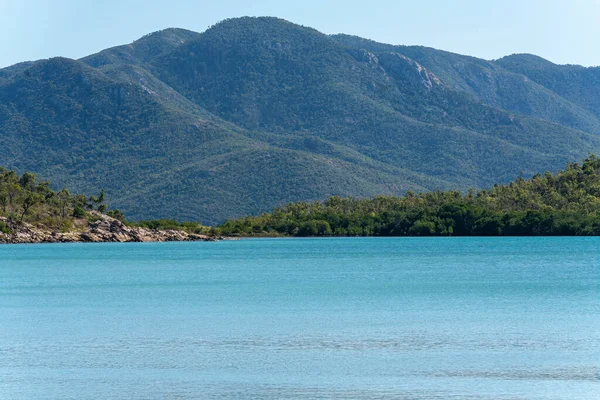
[0,213,220,244]
[2,17,600,224]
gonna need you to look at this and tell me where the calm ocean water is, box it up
[0,237,598,399]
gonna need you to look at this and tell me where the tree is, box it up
[72,206,86,218]
[0,187,8,213]
[107,209,125,221]
[19,191,43,223]
[56,189,71,220]
[409,220,436,236]
[19,172,35,188]
[6,183,22,213]
[89,189,107,211]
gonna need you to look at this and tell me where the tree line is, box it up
[219,156,600,237]
[0,167,121,233]
[5,155,600,237]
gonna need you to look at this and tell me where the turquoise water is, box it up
[0,238,598,399]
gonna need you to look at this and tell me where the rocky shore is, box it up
[0,213,222,244]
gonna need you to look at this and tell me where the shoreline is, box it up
[0,213,224,245]
[1,234,595,244]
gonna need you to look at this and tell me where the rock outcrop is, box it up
[0,213,221,244]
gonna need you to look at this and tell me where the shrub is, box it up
[0,221,10,234]
[409,220,436,236]
[72,206,86,218]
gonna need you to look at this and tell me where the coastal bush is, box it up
[409,220,436,236]
[127,219,211,234]
[0,167,115,230]
[0,221,10,234]
[107,209,125,221]
[60,219,74,233]
[219,156,600,237]
[297,220,332,236]
[72,206,86,218]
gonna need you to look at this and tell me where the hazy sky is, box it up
[1,0,599,68]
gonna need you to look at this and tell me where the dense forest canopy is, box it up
[219,156,600,237]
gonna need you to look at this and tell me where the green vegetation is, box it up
[126,219,216,235]
[0,167,218,236]
[5,156,600,238]
[219,156,600,237]
[333,35,600,135]
[2,17,600,224]
[0,167,113,231]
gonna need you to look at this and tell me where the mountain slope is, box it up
[1,17,600,223]
[82,28,201,68]
[0,55,449,224]
[332,34,600,134]
[151,17,600,185]
[496,54,600,118]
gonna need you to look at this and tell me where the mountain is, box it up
[1,17,600,224]
[332,35,600,134]
[496,54,600,119]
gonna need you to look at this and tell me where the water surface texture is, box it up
[1,238,599,399]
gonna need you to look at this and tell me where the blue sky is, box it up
[1,0,599,68]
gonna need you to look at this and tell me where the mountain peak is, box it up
[133,28,200,47]
[496,53,556,69]
[200,16,323,43]
[208,16,302,30]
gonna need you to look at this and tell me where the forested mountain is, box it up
[332,35,600,134]
[1,17,600,224]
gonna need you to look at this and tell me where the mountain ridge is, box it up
[2,16,600,224]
